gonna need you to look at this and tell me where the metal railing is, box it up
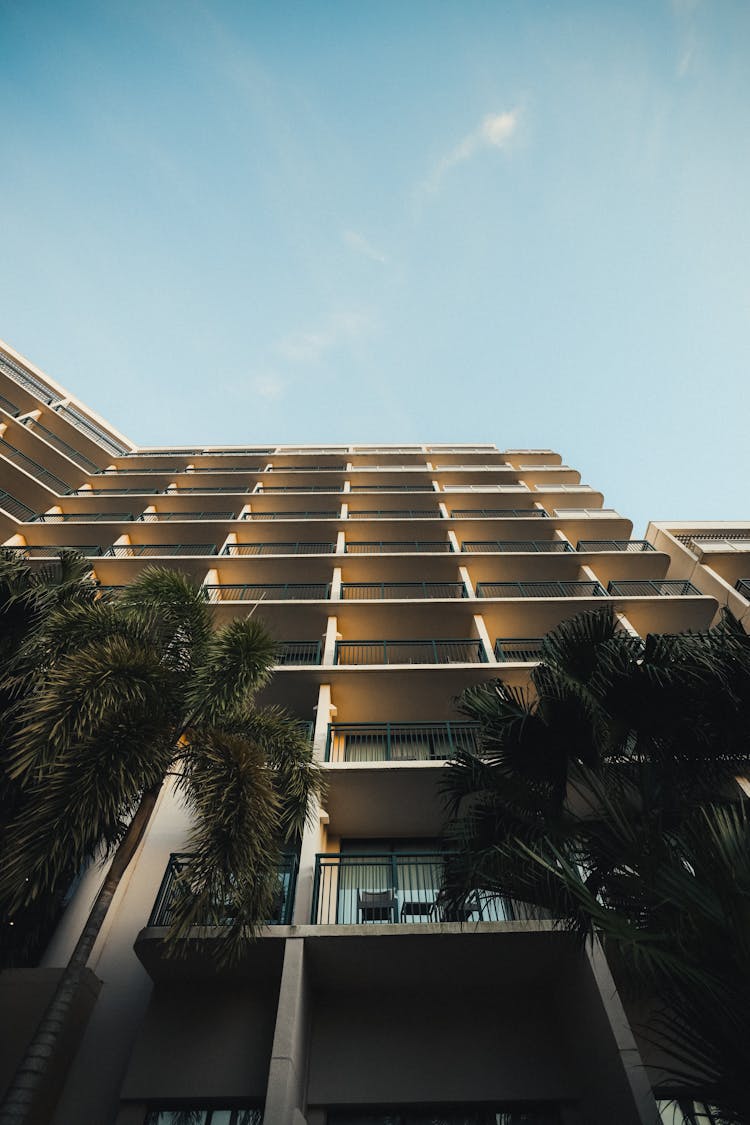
[347,509,440,520]
[54,404,129,456]
[0,353,55,404]
[577,540,655,552]
[451,508,548,519]
[136,511,236,521]
[676,531,750,544]
[0,491,36,521]
[0,392,20,416]
[256,486,343,493]
[68,487,161,496]
[339,582,466,600]
[477,581,607,598]
[607,579,701,596]
[462,540,571,553]
[344,540,453,553]
[443,485,528,493]
[204,583,330,602]
[32,512,134,523]
[311,853,521,925]
[325,721,482,762]
[276,640,322,665]
[494,638,545,662]
[335,639,487,665]
[348,484,435,492]
[242,510,339,520]
[148,852,298,927]
[736,579,750,600]
[268,464,347,472]
[20,420,101,472]
[102,543,218,557]
[0,437,71,492]
[221,541,336,555]
[3,544,104,558]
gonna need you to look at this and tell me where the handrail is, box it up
[276,640,322,665]
[339,582,467,600]
[477,581,607,598]
[494,638,545,662]
[2,544,103,558]
[347,509,441,519]
[20,419,100,472]
[221,542,337,555]
[0,353,56,404]
[334,639,487,665]
[102,543,217,556]
[0,436,71,492]
[325,721,482,762]
[607,579,702,596]
[242,511,339,520]
[32,512,135,523]
[344,541,453,553]
[204,583,330,601]
[136,511,236,521]
[462,540,572,553]
[450,509,548,519]
[0,490,36,521]
[577,540,655,552]
[148,852,298,927]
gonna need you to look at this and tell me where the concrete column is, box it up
[447,529,461,553]
[438,502,449,519]
[335,531,346,555]
[616,612,640,638]
[431,479,440,492]
[472,613,496,664]
[329,566,342,601]
[342,480,351,493]
[322,616,339,666]
[459,565,475,598]
[262,939,311,1125]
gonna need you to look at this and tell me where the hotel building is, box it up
[0,340,723,1125]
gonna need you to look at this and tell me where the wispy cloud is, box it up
[277,309,374,364]
[670,0,702,77]
[251,372,285,399]
[424,108,520,193]
[343,229,388,265]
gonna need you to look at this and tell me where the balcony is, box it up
[0,491,36,521]
[576,540,654,552]
[335,640,487,665]
[494,639,545,662]
[311,853,519,925]
[476,581,607,598]
[54,403,128,457]
[102,543,218,557]
[339,582,467,600]
[20,419,100,472]
[607,580,701,596]
[221,541,337,555]
[347,509,440,520]
[204,583,330,602]
[325,721,481,762]
[276,640,322,665]
[450,509,547,519]
[32,512,134,523]
[735,579,750,601]
[148,852,298,927]
[242,510,339,520]
[462,540,571,553]
[136,510,236,521]
[344,541,453,554]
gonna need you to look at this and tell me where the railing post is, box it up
[386,722,391,761]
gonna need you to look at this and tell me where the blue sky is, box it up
[1,0,748,534]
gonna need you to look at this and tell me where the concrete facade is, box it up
[0,339,722,1125]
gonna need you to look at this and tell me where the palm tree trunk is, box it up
[0,784,162,1125]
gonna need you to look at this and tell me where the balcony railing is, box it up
[54,403,129,457]
[204,583,330,602]
[68,487,161,496]
[242,510,339,520]
[736,579,750,600]
[20,420,100,472]
[348,484,435,492]
[102,543,218,557]
[443,485,528,493]
[256,486,343,493]
[311,853,520,925]
[607,580,701,596]
[476,581,607,598]
[335,639,487,665]
[276,640,322,665]
[0,437,70,493]
[136,511,236,521]
[32,512,134,523]
[3,544,104,558]
[0,491,36,521]
[325,721,482,762]
[347,509,440,520]
[339,582,466,600]
[450,509,547,519]
[344,540,453,553]
[268,464,347,472]
[0,392,20,416]
[462,540,572,553]
[494,638,545,662]
[577,540,655,552]
[0,352,56,404]
[148,852,298,927]
[221,541,337,556]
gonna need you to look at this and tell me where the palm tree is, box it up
[0,563,324,1125]
[441,608,750,1124]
